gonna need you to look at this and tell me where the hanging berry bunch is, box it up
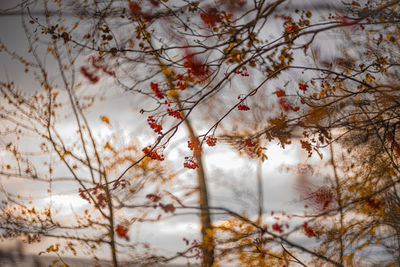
[184,156,199,169]
[237,95,250,111]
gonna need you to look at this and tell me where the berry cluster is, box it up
[272,223,284,233]
[206,136,217,146]
[200,7,221,28]
[184,48,209,79]
[327,13,336,20]
[147,116,162,134]
[187,139,201,152]
[142,146,165,161]
[234,70,249,76]
[80,66,99,83]
[146,193,161,202]
[237,104,250,111]
[184,156,198,169]
[78,185,107,208]
[95,192,107,208]
[286,24,298,33]
[78,188,90,201]
[150,82,164,99]
[176,81,187,90]
[112,179,127,190]
[159,203,175,213]
[303,222,316,237]
[275,89,300,112]
[275,89,286,97]
[182,238,201,260]
[167,108,183,120]
[308,186,333,210]
[279,98,299,112]
[298,82,308,91]
[237,95,250,111]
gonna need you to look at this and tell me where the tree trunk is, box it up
[256,160,263,225]
[330,143,344,265]
[183,117,215,267]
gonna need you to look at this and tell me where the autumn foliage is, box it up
[1,0,400,266]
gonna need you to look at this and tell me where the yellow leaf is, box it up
[261,154,268,162]
[140,156,150,170]
[100,116,110,124]
[343,253,354,265]
[314,148,323,159]
[104,141,113,150]
[168,89,179,98]
[52,259,59,264]
[162,68,172,76]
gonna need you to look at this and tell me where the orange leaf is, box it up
[115,224,130,241]
[275,89,286,97]
[300,140,312,157]
[100,115,110,124]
